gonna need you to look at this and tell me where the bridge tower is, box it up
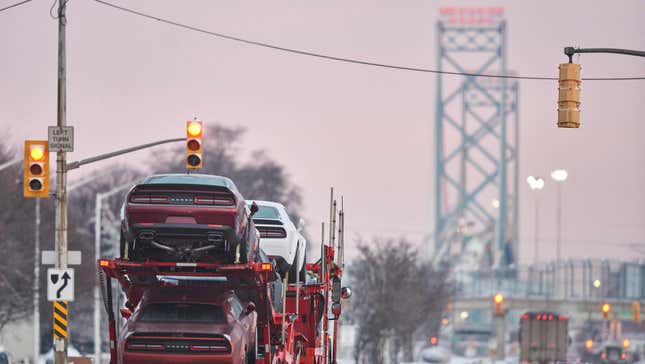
[434,7,519,268]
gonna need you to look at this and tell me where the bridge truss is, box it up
[434,7,519,268]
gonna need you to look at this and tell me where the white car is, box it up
[247,200,307,281]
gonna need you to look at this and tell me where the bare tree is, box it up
[347,238,450,363]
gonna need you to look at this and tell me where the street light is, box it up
[550,169,568,262]
[526,176,545,264]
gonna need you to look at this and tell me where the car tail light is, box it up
[130,195,169,204]
[189,344,229,352]
[127,342,165,351]
[258,227,287,238]
[194,195,235,206]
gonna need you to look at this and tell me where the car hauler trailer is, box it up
[519,311,569,364]
[98,197,347,364]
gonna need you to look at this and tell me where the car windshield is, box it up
[138,303,226,323]
[254,205,281,219]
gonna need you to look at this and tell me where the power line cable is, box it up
[0,0,33,13]
[92,0,645,81]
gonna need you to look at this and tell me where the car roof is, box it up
[142,174,238,191]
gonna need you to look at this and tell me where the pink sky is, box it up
[2,0,644,263]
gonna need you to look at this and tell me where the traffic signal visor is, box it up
[185,121,203,169]
[23,140,49,198]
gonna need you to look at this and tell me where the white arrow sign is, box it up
[47,268,74,302]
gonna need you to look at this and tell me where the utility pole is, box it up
[54,0,69,362]
[33,198,40,363]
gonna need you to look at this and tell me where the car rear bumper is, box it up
[128,223,241,261]
[122,352,237,364]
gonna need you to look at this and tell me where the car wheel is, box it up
[298,252,307,282]
[119,231,126,259]
[129,239,144,261]
[248,330,258,364]
[288,260,298,283]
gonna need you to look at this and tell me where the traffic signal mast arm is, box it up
[564,46,645,63]
[65,137,183,171]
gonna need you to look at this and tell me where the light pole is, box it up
[550,169,568,262]
[526,176,545,264]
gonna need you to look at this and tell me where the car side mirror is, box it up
[245,301,256,314]
[341,287,352,300]
[297,218,305,233]
[249,202,259,217]
[119,308,132,319]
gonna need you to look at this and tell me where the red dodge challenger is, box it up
[117,286,258,364]
[120,174,259,264]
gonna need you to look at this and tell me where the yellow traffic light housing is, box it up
[23,140,49,198]
[493,293,504,316]
[633,301,641,323]
[602,303,611,319]
[185,121,203,169]
[557,63,582,128]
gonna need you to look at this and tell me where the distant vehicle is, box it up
[0,349,10,364]
[600,343,629,364]
[120,174,259,264]
[451,326,492,357]
[420,346,451,363]
[246,200,307,281]
[519,311,569,364]
[117,286,257,364]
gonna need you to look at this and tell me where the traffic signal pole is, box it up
[54,0,69,362]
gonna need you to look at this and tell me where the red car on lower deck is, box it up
[117,286,257,364]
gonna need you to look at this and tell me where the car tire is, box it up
[119,231,127,259]
[248,330,258,364]
[299,252,307,282]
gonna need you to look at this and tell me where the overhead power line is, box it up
[92,0,645,81]
[0,0,33,13]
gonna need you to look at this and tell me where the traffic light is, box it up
[633,301,641,323]
[557,63,582,128]
[429,336,438,346]
[493,293,504,316]
[602,303,611,319]
[585,339,593,350]
[23,140,49,198]
[185,121,203,169]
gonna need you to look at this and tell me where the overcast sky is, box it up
[2,0,644,264]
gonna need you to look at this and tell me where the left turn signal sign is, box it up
[24,140,49,198]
